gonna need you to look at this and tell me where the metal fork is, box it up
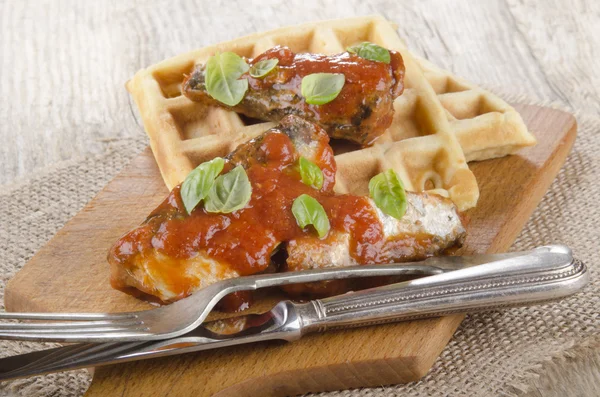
[0,245,570,343]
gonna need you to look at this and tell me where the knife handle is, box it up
[299,245,588,333]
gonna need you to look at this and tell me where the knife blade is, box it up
[0,303,299,380]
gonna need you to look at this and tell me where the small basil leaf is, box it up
[299,157,324,189]
[301,73,345,105]
[204,165,252,213]
[180,157,225,215]
[205,52,249,106]
[347,42,391,64]
[368,169,407,220]
[249,58,279,78]
[292,194,330,238]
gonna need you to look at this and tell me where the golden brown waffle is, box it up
[126,16,534,211]
[415,56,536,162]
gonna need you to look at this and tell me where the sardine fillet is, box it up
[286,192,466,271]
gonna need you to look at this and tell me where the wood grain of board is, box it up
[5,104,576,396]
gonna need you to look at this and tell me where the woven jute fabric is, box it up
[0,88,598,395]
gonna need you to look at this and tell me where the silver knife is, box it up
[0,245,588,381]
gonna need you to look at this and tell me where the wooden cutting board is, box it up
[4,104,576,396]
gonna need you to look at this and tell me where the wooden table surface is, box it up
[0,2,598,396]
[0,0,598,186]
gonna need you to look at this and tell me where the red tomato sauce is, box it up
[110,131,383,280]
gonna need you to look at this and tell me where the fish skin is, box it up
[226,115,327,168]
[374,193,466,252]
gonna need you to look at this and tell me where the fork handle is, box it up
[299,245,588,333]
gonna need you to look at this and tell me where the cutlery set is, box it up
[0,245,589,381]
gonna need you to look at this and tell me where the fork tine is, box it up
[0,329,153,342]
[0,325,148,335]
[0,319,143,330]
[0,312,137,321]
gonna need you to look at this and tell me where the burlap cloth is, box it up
[0,88,598,396]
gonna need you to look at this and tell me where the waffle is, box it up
[415,56,536,162]
[126,16,535,211]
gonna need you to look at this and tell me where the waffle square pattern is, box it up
[127,16,535,211]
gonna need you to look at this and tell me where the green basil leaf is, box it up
[204,165,252,213]
[301,73,345,105]
[249,58,279,78]
[347,42,391,64]
[368,169,407,220]
[205,52,249,106]
[292,194,330,238]
[299,157,324,189]
[180,157,225,215]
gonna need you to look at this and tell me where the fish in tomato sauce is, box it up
[286,193,465,271]
[182,46,405,146]
[282,193,465,297]
[108,116,334,303]
[108,115,464,305]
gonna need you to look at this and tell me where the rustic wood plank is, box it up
[506,0,600,114]
[391,0,558,100]
[2,0,597,186]
[3,104,576,396]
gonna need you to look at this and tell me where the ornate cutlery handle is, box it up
[299,245,588,333]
